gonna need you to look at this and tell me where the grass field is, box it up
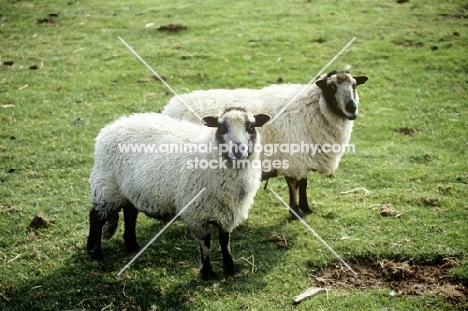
[1,0,467,310]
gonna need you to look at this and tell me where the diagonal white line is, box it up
[117,188,206,276]
[268,187,357,275]
[118,36,206,125]
[267,37,356,125]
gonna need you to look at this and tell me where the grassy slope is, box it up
[1,0,467,310]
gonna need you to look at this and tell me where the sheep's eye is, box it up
[352,83,357,89]
[330,83,337,92]
[247,122,255,134]
[218,123,228,135]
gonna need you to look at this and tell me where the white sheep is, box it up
[87,107,270,279]
[162,70,368,218]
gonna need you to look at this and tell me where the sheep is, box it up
[161,70,368,218]
[87,107,271,279]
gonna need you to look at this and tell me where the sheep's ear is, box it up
[254,114,271,127]
[315,79,327,90]
[202,116,219,127]
[355,76,369,85]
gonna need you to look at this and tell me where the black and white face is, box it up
[203,108,270,163]
[316,71,368,120]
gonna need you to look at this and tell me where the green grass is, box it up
[1,0,467,310]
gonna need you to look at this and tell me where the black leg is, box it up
[197,233,217,280]
[218,228,238,276]
[123,203,140,253]
[298,178,314,214]
[87,207,105,260]
[284,176,305,219]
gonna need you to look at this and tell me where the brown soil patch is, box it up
[262,233,291,249]
[313,37,327,43]
[158,24,187,32]
[37,17,55,24]
[314,258,467,301]
[393,41,424,48]
[379,203,399,217]
[397,127,421,136]
[423,197,442,207]
[29,212,51,229]
[137,75,167,83]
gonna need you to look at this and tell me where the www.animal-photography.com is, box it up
[1,1,467,310]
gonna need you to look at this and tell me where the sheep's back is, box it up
[163,85,345,179]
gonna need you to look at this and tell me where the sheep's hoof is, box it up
[125,243,141,254]
[223,265,239,277]
[300,205,314,214]
[201,267,218,280]
[88,249,104,261]
[289,207,305,219]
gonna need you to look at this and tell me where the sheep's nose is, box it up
[231,142,248,160]
[345,100,357,114]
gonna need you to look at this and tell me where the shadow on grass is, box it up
[1,217,296,310]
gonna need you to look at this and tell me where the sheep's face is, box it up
[203,108,270,164]
[316,71,368,120]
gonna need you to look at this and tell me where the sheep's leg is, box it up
[298,178,314,214]
[284,177,305,219]
[218,228,238,276]
[87,207,105,260]
[123,203,140,253]
[197,233,217,280]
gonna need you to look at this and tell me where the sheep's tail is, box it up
[102,212,119,240]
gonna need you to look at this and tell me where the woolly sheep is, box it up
[162,70,368,218]
[87,108,270,279]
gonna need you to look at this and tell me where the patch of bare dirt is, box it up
[158,24,187,32]
[29,212,52,229]
[314,258,467,301]
[393,41,424,48]
[397,127,421,136]
[37,12,60,24]
[137,75,167,83]
[379,203,399,217]
[424,197,442,207]
[262,233,290,249]
[312,37,327,43]
[37,17,55,24]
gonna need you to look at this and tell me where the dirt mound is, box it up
[314,258,467,301]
